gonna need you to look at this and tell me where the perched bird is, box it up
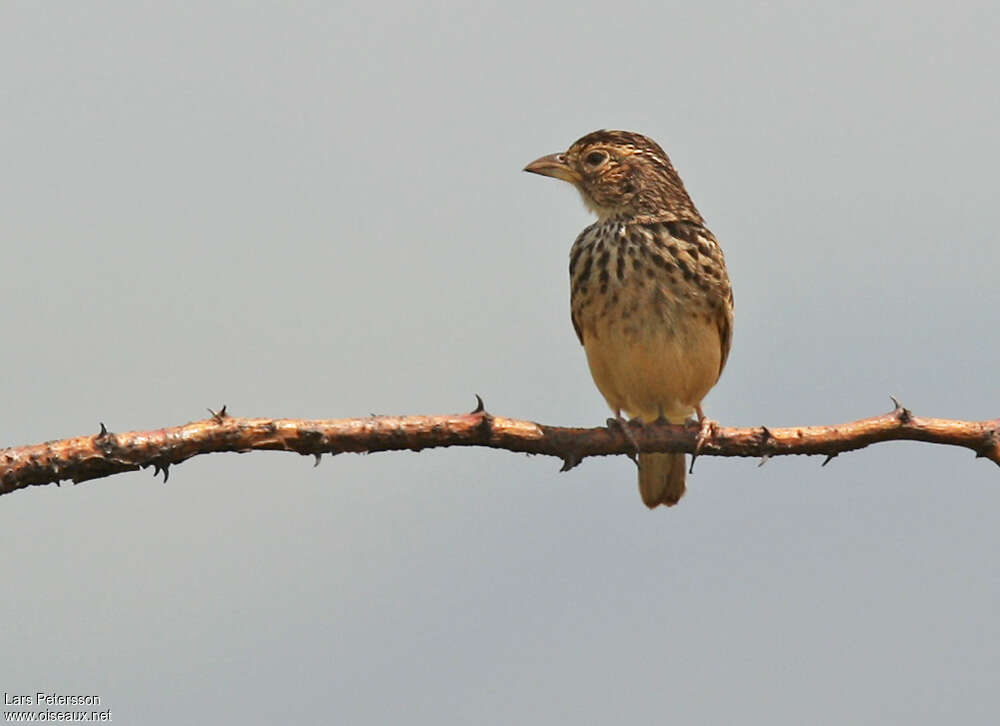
[524,130,733,508]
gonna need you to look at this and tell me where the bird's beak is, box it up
[523,153,580,184]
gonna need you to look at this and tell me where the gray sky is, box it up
[3,1,999,723]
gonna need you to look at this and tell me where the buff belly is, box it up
[580,306,721,424]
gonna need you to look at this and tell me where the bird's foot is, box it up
[606,414,641,465]
[688,406,718,474]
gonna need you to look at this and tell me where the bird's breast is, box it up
[570,220,728,339]
[568,219,733,420]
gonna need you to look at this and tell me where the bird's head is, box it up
[524,129,702,224]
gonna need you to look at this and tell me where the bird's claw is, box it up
[693,416,717,458]
[606,415,641,464]
[688,406,718,474]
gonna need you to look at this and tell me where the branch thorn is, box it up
[889,395,912,423]
[821,453,836,467]
[559,451,583,472]
[208,405,228,423]
[313,453,322,467]
[471,394,486,414]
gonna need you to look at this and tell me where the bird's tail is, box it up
[638,452,686,508]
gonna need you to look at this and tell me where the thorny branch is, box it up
[1,397,997,497]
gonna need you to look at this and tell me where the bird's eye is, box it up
[584,150,609,167]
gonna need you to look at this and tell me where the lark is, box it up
[525,130,733,508]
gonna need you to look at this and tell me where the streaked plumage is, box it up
[525,130,733,508]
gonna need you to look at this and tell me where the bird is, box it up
[524,130,733,508]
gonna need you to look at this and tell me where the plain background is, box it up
[2,1,998,723]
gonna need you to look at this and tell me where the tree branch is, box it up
[2,399,998,497]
